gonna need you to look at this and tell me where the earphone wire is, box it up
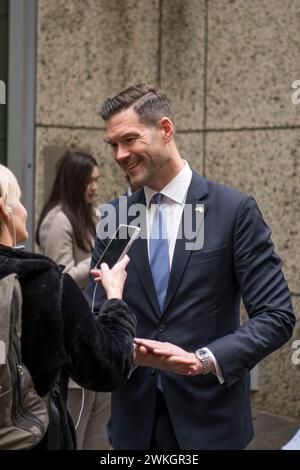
[74,261,102,428]
[74,388,85,430]
[91,282,98,314]
[91,256,103,314]
[8,207,25,250]
[10,210,16,248]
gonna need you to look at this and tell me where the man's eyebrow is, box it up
[105,132,139,145]
[120,132,139,138]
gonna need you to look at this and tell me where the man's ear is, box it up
[158,117,174,143]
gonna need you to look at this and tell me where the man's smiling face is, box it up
[105,107,172,191]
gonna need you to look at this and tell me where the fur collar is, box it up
[0,244,61,280]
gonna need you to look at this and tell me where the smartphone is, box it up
[94,224,140,269]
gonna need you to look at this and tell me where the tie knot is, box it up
[152,193,163,206]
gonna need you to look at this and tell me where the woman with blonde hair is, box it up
[0,164,136,450]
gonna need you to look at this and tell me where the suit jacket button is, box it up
[158,323,166,333]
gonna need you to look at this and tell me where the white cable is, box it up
[9,210,24,249]
[74,388,85,430]
[91,255,101,314]
[10,210,16,248]
[91,282,98,314]
[74,263,100,429]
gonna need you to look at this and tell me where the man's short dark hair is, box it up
[100,83,174,127]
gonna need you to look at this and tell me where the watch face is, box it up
[196,349,206,358]
[195,350,210,374]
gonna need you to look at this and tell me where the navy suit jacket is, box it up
[85,171,295,450]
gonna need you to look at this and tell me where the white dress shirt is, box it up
[144,160,192,266]
[144,161,224,384]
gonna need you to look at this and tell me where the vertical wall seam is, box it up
[157,0,163,86]
[202,0,209,177]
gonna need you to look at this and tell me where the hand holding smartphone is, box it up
[90,224,140,311]
[94,224,140,269]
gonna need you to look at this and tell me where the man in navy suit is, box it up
[85,83,295,450]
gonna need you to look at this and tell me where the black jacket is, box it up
[0,245,136,449]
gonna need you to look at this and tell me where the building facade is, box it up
[1,0,300,419]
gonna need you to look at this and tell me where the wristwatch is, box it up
[195,349,211,375]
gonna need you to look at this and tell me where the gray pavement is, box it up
[247,409,300,450]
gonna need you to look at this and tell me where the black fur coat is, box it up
[0,245,136,448]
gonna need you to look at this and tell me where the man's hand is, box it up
[134,338,204,376]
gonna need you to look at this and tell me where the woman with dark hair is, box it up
[36,150,99,289]
[36,151,112,450]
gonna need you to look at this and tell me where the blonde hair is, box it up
[0,164,21,212]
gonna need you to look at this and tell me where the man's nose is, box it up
[115,144,130,163]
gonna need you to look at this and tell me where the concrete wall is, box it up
[36,0,300,417]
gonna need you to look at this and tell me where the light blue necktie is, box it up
[149,193,170,312]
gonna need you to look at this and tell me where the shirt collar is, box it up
[144,160,192,207]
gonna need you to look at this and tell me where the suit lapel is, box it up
[162,172,209,315]
[126,172,209,318]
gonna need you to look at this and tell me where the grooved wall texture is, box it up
[36,0,300,418]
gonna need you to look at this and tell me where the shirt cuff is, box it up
[202,347,225,384]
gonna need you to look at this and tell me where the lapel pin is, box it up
[195,206,204,213]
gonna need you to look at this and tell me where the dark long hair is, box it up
[36,151,98,252]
